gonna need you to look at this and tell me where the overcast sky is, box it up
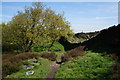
[1,2,118,33]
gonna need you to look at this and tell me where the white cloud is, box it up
[95,16,118,20]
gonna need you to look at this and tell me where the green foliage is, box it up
[6,57,52,78]
[55,51,115,79]
[32,41,65,53]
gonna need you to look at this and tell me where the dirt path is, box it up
[45,62,60,80]
[45,53,63,80]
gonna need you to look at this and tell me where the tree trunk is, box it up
[24,40,33,52]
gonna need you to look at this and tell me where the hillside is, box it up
[57,24,120,79]
[82,24,120,58]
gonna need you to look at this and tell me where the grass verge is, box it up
[55,51,115,79]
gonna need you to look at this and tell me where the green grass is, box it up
[6,57,53,78]
[55,51,115,79]
[32,41,65,53]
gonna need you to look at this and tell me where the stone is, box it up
[32,58,38,63]
[25,71,34,75]
[23,65,34,69]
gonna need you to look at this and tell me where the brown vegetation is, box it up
[110,62,120,80]
[2,52,41,78]
[61,46,85,62]
[2,52,57,78]
[41,53,57,61]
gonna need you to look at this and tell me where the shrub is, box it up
[2,62,20,77]
[2,52,20,61]
[41,53,57,61]
[61,46,85,62]
[67,46,85,57]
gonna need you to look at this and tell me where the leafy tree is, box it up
[43,8,73,48]
[2,2,73,52]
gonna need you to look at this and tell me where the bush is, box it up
[2,62,20,77]
[61,46,85,62]
[2,52,20,61]
[41,53,57,61]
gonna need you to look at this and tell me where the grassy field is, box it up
[6,57,53,78]
[55,51,115,79]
